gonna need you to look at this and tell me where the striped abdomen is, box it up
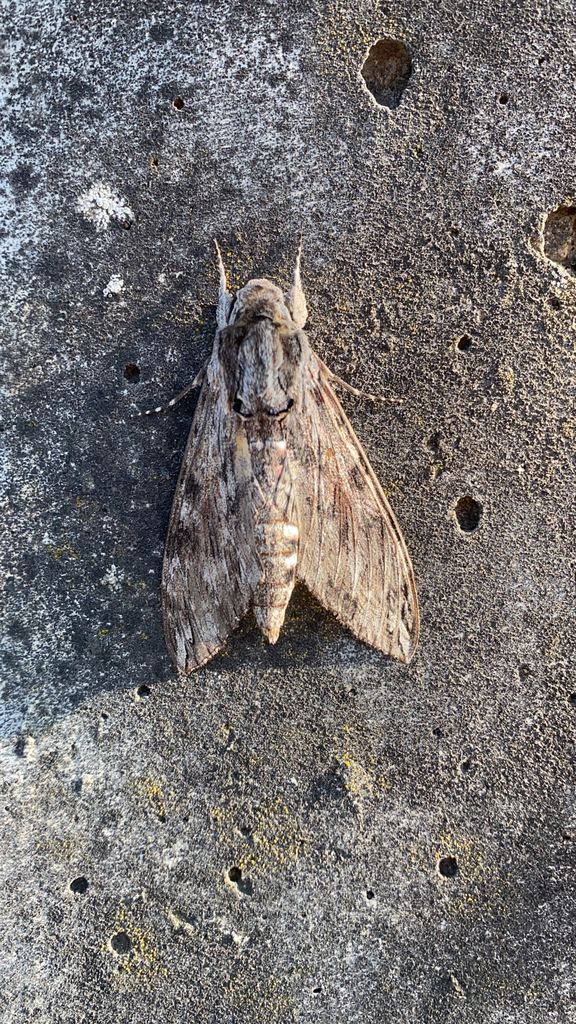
[252,511,299,643]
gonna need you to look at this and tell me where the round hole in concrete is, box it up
[568,693,576,707]
[70,876,89,894]
[360,38,412,109]
[456,334,472,352]
[438,855,458,877]
[542,205,576,275]
[454,496,482,532]
[228,866,242,883]
[499,92,509,104]
[136,684,151,698]
[173,96,184,110]
[110,931,132,955]
[366,889,375,899]
[123,363,140,381]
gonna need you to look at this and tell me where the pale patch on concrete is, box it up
[77,183,133,232]
[100,564,125,591]
[103,274,124,297]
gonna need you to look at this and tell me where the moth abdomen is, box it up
[252,514,299,644]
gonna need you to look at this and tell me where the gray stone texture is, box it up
[1,0,576,1020]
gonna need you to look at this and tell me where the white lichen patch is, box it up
[103,275,124,297]
[100,564,125,591]
[77,183,133,232]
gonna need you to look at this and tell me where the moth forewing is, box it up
[287,359,418,663]
[160,242,419,672]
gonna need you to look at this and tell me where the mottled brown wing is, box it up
[291,363,419,663]
[162,376,262,672]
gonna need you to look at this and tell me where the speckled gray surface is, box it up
[1,1,576,1021]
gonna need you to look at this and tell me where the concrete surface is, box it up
[1,0,576,1021]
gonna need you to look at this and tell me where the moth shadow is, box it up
[204,583,380,674]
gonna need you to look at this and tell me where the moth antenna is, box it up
[316,356,403,404]
[213,239,234,328]
[287,232,308,329]
[131,365,206,419]
[213,239,227,296]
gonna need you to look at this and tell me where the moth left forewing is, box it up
[289,355,419,663]
[162,367,262,672]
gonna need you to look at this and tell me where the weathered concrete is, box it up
[1,0,576,1020]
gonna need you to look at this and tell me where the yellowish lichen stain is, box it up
[45,536,79,560]
[225,972,293,1023]
[211,795,308,874]
[498,366,515,394]
[36,837,84,860]
[317,4,411,60]
[132,777,166,820]
[434,832,512,921]
[332,731,390,798]
[103,907,167,988]
[544,635,562,661]
[338,750,389,797]
[380,478,404,501]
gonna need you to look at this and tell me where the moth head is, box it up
[228,279,292,327]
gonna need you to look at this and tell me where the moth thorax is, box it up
[252,514,299,644]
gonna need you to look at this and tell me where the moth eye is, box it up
[232,398,253,419]
[271,397,294,420]
[222,325,245,346]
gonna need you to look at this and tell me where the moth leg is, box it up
[214,239,234,329]
[316,356,403,404]
[286,233,308,329]
[131,365,206,418]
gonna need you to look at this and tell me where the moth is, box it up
[156,241,419,672]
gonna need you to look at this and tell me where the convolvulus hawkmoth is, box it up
[147,241,419,672]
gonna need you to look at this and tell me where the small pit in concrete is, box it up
[110,931,132,955]
[438,856,458,878]
[69,876,89,894]
[360,39,412,109]
[454,496,482,533]
[542,205,576,275]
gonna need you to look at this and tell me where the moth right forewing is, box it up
[161,370,262,672]
[291,357,419,663]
